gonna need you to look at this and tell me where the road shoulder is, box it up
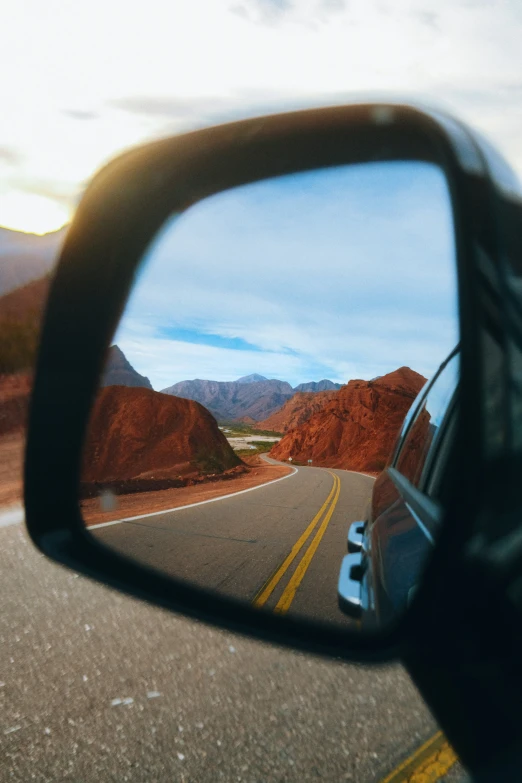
[81,457,295,526]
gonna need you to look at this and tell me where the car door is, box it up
[363,350,460,627]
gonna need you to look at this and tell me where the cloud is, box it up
[109,95,226,120]
[231,0,347,26]
[248,0,293,13]
[411,10,439,30]
[318,0,346,13]
[229,0,294,26]
[0,146,22,166]
[257,0,293,8]
[116,334,336,390]
[62,109,98,121]
[229,5,249,20]
[113,161,459,389]
[4,0,522,234]
[19,180,83,210]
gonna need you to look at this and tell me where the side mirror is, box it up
[24,102,522,663]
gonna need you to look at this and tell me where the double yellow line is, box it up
[253,470,459,783]
[379,731,458,782]
[252,471,341,614]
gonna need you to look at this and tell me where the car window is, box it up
[423,404,458,500]
[394,352,460,490]
[389,380,429,465]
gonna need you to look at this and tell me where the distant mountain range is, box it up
[0,273,342,423]
[161,375,342,421]
[161,377,294,422]
[0,226,66,295]
[236,373,269,384]
[293,379,342,392]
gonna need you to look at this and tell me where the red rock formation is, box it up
[0,276,50,374]
[258,390,337,433]
[82,386,241,483]
[269,367,427,473]
[0,373,32,435]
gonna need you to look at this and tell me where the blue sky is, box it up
[113,161,459,389]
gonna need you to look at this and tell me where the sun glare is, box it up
[0,192,70,235]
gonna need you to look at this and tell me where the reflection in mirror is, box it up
[80,162,458,632]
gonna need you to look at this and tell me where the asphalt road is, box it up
[1,461,466,782]
[90,462,373,628]
[1,521,469,783]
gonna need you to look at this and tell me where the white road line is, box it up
[330,468,377,481]
[88,465,299,530]
[0,465,373,532]
[0,506,25,528]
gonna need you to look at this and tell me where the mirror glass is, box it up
[81,161,458,632]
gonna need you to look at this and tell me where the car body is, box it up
[339,348,459,628]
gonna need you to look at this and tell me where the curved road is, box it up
[91,460,375,627]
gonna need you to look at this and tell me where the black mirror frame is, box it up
[24,102,516,663]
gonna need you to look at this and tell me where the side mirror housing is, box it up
[23,102,522,669]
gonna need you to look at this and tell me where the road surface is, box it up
[90,460,374,627]
[0,462,464,782]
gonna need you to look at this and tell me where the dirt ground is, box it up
[80,455,294,526]
[0,435,293,525]
[0,432,25,507]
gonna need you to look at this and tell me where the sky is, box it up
[114,161,458,388]
[2,0,522,235]
[1,0,521,384]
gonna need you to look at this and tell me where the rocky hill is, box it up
[0,373,32,436]
[269,367,427,473]
[0,226,65,295]
[161,375,342,422]
[0,275,50,322]
[0,276,51,374]
[258,389,338,432]
[101,345,152,389]
[82,385,241,484]
[0,275,149,388]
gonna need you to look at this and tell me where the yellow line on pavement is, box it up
[379,730,458,783]
[275,472,341,614]
[252,472,338,609]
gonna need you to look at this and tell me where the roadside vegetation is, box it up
[0,317,40,373]
[219,421,284,438]
[234,440,276,457]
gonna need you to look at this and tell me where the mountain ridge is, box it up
[161,375,343,421]
[294,379,342,392]
[161,377,295,422]
[0,226,66,295]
